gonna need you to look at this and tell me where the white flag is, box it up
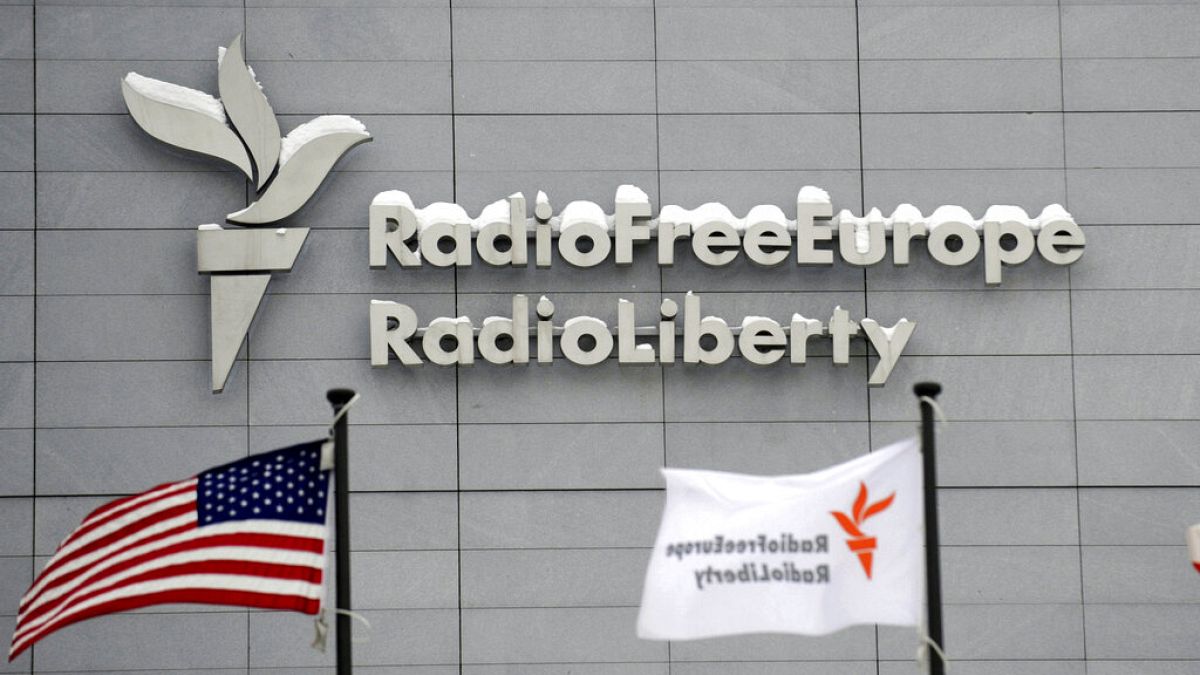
[637,437,924,641]
[1188,524,1200,574]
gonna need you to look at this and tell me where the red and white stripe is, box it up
[9,479,327,661]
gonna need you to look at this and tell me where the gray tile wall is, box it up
[3,0,1198,673]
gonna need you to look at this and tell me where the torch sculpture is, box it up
[122,35,371,392]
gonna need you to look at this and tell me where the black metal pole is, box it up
[914,382,945,675]
[327,388,356,675]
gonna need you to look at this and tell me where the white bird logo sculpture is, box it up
[121,35,372,392]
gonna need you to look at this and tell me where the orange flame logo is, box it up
[831,482,895,579]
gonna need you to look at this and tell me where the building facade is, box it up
[2,0,1199,672]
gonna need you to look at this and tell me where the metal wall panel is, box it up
[5,1,1199,672]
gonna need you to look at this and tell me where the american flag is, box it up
[9,440,332,661]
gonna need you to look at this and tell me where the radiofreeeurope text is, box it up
[366,185,1085,385]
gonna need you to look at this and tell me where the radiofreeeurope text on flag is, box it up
[637,438,923,640]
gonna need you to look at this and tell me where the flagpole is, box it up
[914,382,945,675]
[327,388,356,675]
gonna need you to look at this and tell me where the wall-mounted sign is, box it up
[121,38,1085,392]
[366,186,1084,386]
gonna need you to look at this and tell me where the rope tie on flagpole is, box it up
[328,392,362,435]
[312,608,373,653]
[917,633,950,672]
[320,392,362,470]
[918,395,948,426]
[312,611,328,652]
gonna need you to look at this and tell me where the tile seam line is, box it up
[446,3,463,673]
[32,353,1166,362]
[29,485,1198,497]
[8,543,1186,557]
[31,57,1200,62]
[39,166,1200,172]
[16,109,1200,118]
[41,110,1200,116]
[651,3,669,668]
[0,601,1140,615]
[29,0,37,671]
[31,419,1200,430]
[12,545,1190,553]
[242,4,250,672]
[853,5,880,667]
[1058,0,1089,662]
